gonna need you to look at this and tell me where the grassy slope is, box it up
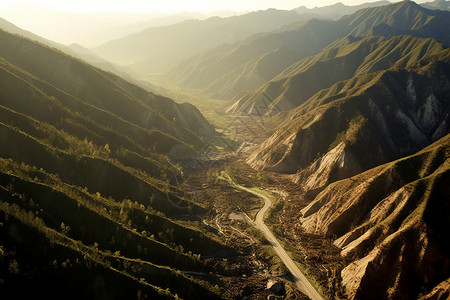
[93,9,306,72]
[0,30,232,298]
[229,35,446,115]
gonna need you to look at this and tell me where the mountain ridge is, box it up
[93,9,308,72]
[165,1,450,101]
[247,48,450,196]
[228,34,446,115]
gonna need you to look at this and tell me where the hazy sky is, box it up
[0,0,430,46]
[0,0,423,13]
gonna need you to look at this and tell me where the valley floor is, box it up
[151,87,349,298]
[177,149,346,299]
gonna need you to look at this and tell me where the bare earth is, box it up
[229,174,323,300]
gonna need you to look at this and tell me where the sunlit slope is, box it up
[0,30,215,147]
[248,49,450,195]
[299,134,450,299]
[422,0,450,10]
[93,9,307,72]
[165,18,347,99]
[340,0,450,42]
[0,17,136,79]
[0,29,228,299]
[228,35,446,115]
[166,1,450,100]
[294,1,390,19]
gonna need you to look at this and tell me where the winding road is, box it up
[231,181,323,300]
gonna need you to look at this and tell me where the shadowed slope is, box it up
[0,29,231,299]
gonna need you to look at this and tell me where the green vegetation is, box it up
[297,134,450,299]
[1,1,449,299]
[232,34,446,115]
[165,1,450,102]
[0,29,232,299]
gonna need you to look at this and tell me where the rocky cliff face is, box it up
[0,29,215,154]
[299,135,450,299]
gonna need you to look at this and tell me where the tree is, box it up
[60,222,71,235]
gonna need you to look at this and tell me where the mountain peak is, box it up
[396,0,424,9]
[332,2,347,8]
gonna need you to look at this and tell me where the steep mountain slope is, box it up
[228,35,446,115]
[93,9,307,72]
[299,134,450,299]
[0,29,228,299]
[0,29,214,146]
[248,49,450,196]
[166,1,450,101]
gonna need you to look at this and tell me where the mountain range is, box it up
[165,0,450,101]
[0,28,233,299]
[301,134,449,299]
[0,17,138,80]
[228,35,447,115]
[93,9,310,72]
[294,1,391,19]
[0,8,240,46]
[232,1,450,298]
[0,0,449,299]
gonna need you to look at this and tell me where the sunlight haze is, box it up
[0,0,433,45]
[0,0,427,13]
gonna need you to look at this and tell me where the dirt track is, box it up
[229,177,323,300]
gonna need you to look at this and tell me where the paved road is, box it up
[233,183,323,300]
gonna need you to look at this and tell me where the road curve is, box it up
[233,183,323,300]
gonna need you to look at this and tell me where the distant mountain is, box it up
[0,16,59,47]
[421,0,450,10]
[228,35,446,115]
[0,29,227,299]
[1,6,244,46]
[225,2,450,298]
[86,11,245,46]
[248,47,450,193]
[0,8,178,46]
[294,1,391,19]
[300,134,450,299]
[243,26,450,296]
[164,18,348,99]
[0,17,137,81]
[165,1,450,101]
[339,0,450,43]
[92,9,309,72]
